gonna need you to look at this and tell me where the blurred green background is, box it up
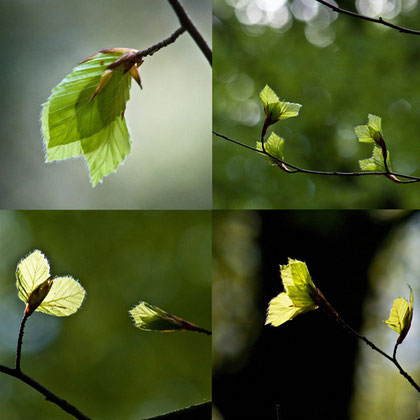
[213,0,420,209]
[0,0,211,209]
[213,210,420,419]
[0,210,211,419]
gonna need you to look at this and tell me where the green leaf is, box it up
[130,301,211,335]
[16,250,86,317]
[385,286,414,344]
[359,145,391,172]
[259,85,302,123]
[266,259,318,327]
[256,132,285,164]
[354,114,383,144]
[42,49,141,186]
[44,52,131,147]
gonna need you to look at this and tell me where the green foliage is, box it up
[266,259,318,327]
[256,132,285,164]
[359,145,391,172]
[130,301,210,334]
[385,286,414,344]
[42,50,140,186]
[260,85,302,125]
[354,114,383,144]
[16,250,85,317]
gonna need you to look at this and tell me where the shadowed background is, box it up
[0,0,211,209]
[213,210,420,419]
[213,0,420,209]
[0,210,211,419]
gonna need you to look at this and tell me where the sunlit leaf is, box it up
[359,145,391,172]
[16,250,86,317]
[256,132,285,164]
[385,286,414,344]
[354,114,383,144]
[42,49,142,186]
[260,85,302,123]
[130,301,211,335]
[266,259,318,327]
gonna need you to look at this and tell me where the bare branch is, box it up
[167,0,212,66]
[136,27,186,59]
[316,0,420,35]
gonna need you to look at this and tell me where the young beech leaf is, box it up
[354,114,383,144]
[385,286,414,344]
[42,48,143,186]
[130,301,211,335]
[256,132,285,164]
[266,259,319,327]
[16,250,86,317]
[359,145,391,172]
[259,85,302,124]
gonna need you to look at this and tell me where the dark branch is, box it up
[15,311,29,371]
[137,27,186,59]
[316,0,420,35]
[333,314,420,393]
[213,130,420,184]
[167,0,212,66]
[0,364,91,419]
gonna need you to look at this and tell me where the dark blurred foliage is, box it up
[0,0,211,209]
[213,210,419,419]
[213,0,420,209]
[0,210,211,419]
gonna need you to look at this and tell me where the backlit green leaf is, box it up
[16,250,86,317]
[354,114,383,144]
[385,286,413,344]
[42,49,141,186]
[130,301,211,335]
[359,145,391,172]
[256,132,285,164]
[259,85,301,123]
[266,259,318,327]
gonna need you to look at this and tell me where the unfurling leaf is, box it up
[354,114,383,144]
[259,85,301,125]
[42,48,143,186]
[266,259,319,327]
[16,250,86,317]
[359,145,392,172]
[130,301,211,335]
[385,286,414,344]
[256,132,285,164]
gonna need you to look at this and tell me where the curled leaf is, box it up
[130,301,211,335]
[354,114,383,144]
[359,145,391,172]
[385,286,414,344]
[256,132,285,164]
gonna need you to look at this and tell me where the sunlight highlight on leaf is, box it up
[385,286,413,344]
[16,250,86,317]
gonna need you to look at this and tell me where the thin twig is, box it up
[15,311,29,371]
[137,27,186,59]
[334,315,420,392]
[0,364,91,419]
[167,0,212,66]
[213,130,420,184]
[315,0,420,35]
[146,401,211,419]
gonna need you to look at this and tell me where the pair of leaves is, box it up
[16,250,85,317]
[42,49,142,186]
[257,86,302,164]
[355,114,392,172]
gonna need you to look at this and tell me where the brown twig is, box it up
[315,0,420,35]
[167,0,212,66]
[136,27,186,59]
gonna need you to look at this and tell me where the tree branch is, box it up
[315,0,420,36]
[213,130,420,184]
[136,27,186,59]
[333,314,420,393]
[167,0,212,66]
[0,364,91,419]
[146,402,211,419]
